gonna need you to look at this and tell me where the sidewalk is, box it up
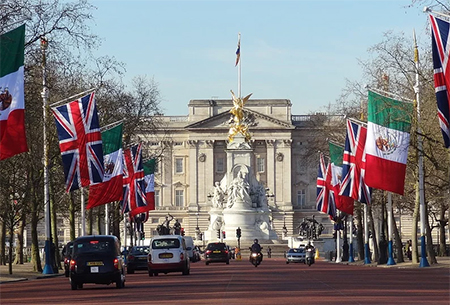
[0,263,63,284]
[330,256,450,268]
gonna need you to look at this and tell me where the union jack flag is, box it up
[339,119,371,204]
[430,15,450,148]
[120,143,150,217]
[52,92,103,192]
[316,153,336,219]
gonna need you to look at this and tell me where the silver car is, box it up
[286,248,306,264]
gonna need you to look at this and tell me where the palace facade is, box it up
[138,98,338,244]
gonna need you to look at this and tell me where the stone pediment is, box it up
[185,109,295,130]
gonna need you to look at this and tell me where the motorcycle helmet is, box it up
[254,239,258,244]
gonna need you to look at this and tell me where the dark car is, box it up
[127,246,150,274]
[62,241,74,277]
[69,235,125,290]
[204,242,229,265]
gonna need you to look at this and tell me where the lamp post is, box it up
[41,36,55,274]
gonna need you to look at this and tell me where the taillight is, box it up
[70,259,76,271]
[205,250,211,255]
[180,253,184,260]
[114,258,119,269]
[128,255,134,260]
[64,258,68,264]
[147,254,151,262]
[225,250,229,254]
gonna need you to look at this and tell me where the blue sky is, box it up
[90,0,429,116]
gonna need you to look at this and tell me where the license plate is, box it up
[139,257,146,260]
[213,250,221,253]
[87,261,104,266]
[159,253,173,259]
[90,266,99,273]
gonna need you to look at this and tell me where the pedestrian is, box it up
[267,246,272,258]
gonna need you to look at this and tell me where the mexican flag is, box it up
[329,142,354,215]
[143,158,156,211]
[0,25,28,160]
[365,90,413,195]
[87,123,123,209]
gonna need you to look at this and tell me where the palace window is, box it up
[175,158,183,174]
[216,157,224,173]
[175,190,184,207]
[297,189,306,208]
[155,190,160,208]
[257,157,265,173]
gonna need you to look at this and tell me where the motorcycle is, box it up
[249,247,263,267]
[305,247,315,266]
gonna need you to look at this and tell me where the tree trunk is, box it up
[0,219,6,265]
[97,206,102,235]
[88,208,93,235]
[356,202,365,260]
[112,202,120,238]
[368,204,379,262]
[392,210,404,263]
[30,180,42,273]
[14,212,25,264]
[50,184,61,270]
[438,201,448,256]
[69,192,76,241]
[8,224,14,274]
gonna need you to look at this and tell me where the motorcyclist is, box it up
[305,241,314,251]
[250,239,262,253]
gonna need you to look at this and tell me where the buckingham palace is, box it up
[137,98,338,244]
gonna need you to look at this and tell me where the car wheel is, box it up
[127,268,134,274]
[65,270,69,277]
[226,260,229,265]
[286,261,289,264]
[70,280,77,290]
[154,272,158,276]
[77,283,83,289]
[148,269,153,277]
[205,262,209,265]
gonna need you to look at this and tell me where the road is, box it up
[1,259,449,305]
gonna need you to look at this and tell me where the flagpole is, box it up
[387,192,396,265]
[49,88,96,107]
[366,86,414,104]
[413,30,430,267]
[348,214,355,262]
[81,188,86,236]
[105,204,109,235]
[40,37,55,274]
[237,32,241,99]
[364,204,371,264]
[423,6,450,19]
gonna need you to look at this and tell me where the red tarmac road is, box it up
[1,259,449,305]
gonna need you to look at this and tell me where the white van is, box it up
[183,236,196,262]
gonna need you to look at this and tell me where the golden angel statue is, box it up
[229,90,252,142]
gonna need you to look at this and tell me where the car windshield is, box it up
[74,240,113,254]
[152,239,180,249]
[207,243,226,250]
[131,246,149,254]
[288,248,304,253]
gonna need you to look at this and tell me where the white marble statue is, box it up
[227,170,251,208]
[212,181,225,209]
